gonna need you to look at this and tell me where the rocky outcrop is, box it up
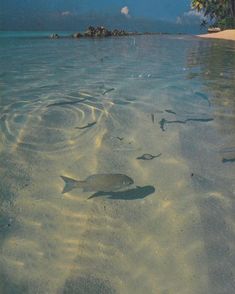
[84,26,112,37]
[50,26,153,39]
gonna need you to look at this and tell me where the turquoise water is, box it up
[0,32,235,294]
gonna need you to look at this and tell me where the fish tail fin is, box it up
[60,176,81,194]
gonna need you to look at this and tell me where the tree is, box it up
[192,0,235,28]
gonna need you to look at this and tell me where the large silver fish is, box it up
[61,173,134,194]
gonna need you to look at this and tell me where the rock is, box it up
[208,27,221,33]
[111,29,128,36]
[84,26,96,37]
[50,33,60,39]
[73,32,83,38]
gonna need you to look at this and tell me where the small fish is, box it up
[115,136,124,141]
[167,120,186,124]
[61,173,134,193]
[151,113,155,123]
[222,158,235,163]
[159,118,186,131]
[186,118,214,123]
[103,88,115,95]
[136,153,162,160]
[75,121,97,129]
[159,118,167,131]
[165,109,176,115]
[159,117,213,131]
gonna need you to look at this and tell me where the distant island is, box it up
[49,26,168,39]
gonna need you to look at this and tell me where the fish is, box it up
[75,121,97,129]
[103,88,115,95]
[222,158,235,163]
[159,118,185,131]
[136,153,162,160]
[166,120,186,124]
[159,117,213,131]
[159,118,167,131]
[186,118,214,123]
[165,109,176,115]
[114,136,124,141]
[61,173,134,193]
[151,113,155,123]
[88,185,155,200]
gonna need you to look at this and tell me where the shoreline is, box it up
[197,29,235,41]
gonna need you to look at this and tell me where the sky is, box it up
[0,0,203,32]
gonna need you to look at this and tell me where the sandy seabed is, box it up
[197,29,235,41]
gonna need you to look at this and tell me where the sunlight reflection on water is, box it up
[0,34,235,294]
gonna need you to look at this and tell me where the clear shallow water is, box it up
[0,33,235,294]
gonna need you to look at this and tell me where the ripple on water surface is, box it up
[0,92,112,153]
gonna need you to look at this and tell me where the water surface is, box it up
[0,32,235,294]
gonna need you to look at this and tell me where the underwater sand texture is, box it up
[0,34,235,294]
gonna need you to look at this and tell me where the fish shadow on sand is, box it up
[88,185,155,200]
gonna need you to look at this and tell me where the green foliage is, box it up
[191,0,235,28]
[216,17,235,28]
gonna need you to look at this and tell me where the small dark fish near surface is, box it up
[159,118,167,131]
[151,113,155,123]
[61,173,134,193]
[103,88,115,95]
[75,121,97,129]
[186,118,214,123]
[159,118,185,131]
[222,158,235,163]
[113,136,124,141]
[136,153,162,160]
[165,109,176,115]
[159,117,214,131]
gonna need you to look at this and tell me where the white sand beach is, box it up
[197,29,235,41]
